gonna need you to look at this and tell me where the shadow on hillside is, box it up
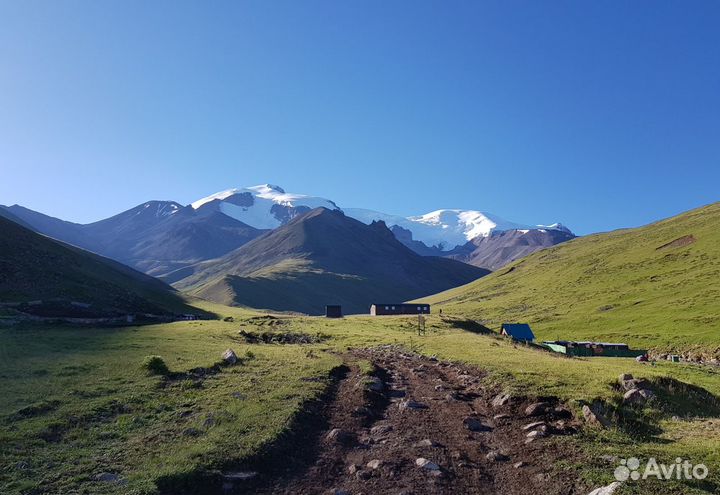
[441,316,494,335]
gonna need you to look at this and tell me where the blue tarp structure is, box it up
[501,323,535,342]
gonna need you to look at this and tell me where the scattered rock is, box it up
[587,481,622,495]
[623,388,654,406]
[493,413,511,420]
[525,402,551,416]
[347,464,359,475]
[326,428,355,445]
[522,421,546,431]
[415,458,441,471]
[434,384,445,391]
[221,348,238,365]
[513,461,526,468]
[485,451,509,462]
[463,417,491,432]
[526,429,546,439]
[370,423,393,436]
[183,428,201,437]
[366,459,383,470]
[398,399,428,411]
[582,403,612,428]
[414,438,437,447]
[600,455,619,464]
[491,392,512,408]
[620,378,650,391]
[94,472,121,483]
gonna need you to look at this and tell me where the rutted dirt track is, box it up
[239,346,589,495]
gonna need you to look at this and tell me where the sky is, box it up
[0,1,718,235]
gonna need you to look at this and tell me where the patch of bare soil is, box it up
[656,234,696,250]
[232,346,590,495]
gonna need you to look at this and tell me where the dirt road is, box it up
[236,345,589,495]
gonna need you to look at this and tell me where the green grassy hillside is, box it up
[0,216,202,317]
[3,311,719,494]
[421,202,720,358]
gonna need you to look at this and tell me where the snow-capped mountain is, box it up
[3,183,574,278]
[344,207,571,251]
[190,184,340,230]
[188,184,571,250]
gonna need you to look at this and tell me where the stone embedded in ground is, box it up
[623,388,654,406]
[94,472,121,483]
[326,428,355,445]
[526,429,546,439]
[587,481,623,495]
[347,464,359,475]
[183,427,201,437]
[522,421,546,431]
[491,392,512,408]
[370,423,393,436]
[493,413,511,420]
[398,399,429,411]
[415,458,441,471]
[366,459,383,470]
[513,461,526,468]
[620,378,650,391]
[463,417,491,432]
[222,348,238,365]
[414,438,437,447]
[485,451,509,462]
[582,404,612,428]
[524,402,551,416]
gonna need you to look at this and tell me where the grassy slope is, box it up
[420,202,720,358]
[0,216,201,316]
[2,309,719,494]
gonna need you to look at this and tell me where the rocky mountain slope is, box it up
[170,208,489,314]
[3,184,572,278]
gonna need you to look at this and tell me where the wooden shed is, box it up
[325,305,343,318]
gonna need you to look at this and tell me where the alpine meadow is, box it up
[2,2,720,495]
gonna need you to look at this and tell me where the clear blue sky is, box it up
[1,1,718,235]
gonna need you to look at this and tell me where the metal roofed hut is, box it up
[500,323,535,342]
